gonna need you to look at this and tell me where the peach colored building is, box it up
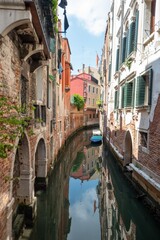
[70,72,100,127]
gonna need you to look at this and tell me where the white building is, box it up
[101,0,160,206]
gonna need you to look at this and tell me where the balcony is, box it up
[24,0,55,57]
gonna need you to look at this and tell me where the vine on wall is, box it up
[0,97,32,158]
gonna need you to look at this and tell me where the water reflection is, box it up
[28,130,160,240]
[99,146,160,240]
[68,134,102,240]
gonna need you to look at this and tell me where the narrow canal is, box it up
[27,129,160,240]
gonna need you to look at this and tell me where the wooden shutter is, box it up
[134,10,139,51]
[124,82,133,107]
[121,36,127,64]
[114,90,118,109]
[132,78,135,107]
[125,29,129,59]
[136,76,145,106]
[121,85,125,108]
[128,21,136,55]
[115,48,119,72]
[148,68,153,105]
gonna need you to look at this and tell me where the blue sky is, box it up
[58,0,111,74]
[68,178,100,240]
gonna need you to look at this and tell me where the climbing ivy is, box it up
[0,97,32,158]
[52,0,58,32]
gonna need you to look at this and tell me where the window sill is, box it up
[135,105,150,112]
[139,145,149,154]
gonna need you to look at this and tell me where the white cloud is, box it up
[68,187,100,240]
[65,0,111,36]
[70,188,97,220]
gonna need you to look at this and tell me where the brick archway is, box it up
[124,131,132,166]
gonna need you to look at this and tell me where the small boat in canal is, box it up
[90,129,103,143]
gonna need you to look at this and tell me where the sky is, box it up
[58,0,111,74]
[68,178,100,240]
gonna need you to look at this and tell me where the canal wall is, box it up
[104,137,160,221]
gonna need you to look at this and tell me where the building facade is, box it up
[70,72,100,127]
[101,0,160,206]
[0,1,74,239]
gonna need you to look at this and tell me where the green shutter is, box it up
[124,82,133,107]
[115,48,119,72]
[114,90,118,109]
[128,21,136,55]
[125,29,129,59]
[148,68,153,105]
[121,86,125,108]
[134,10,139,51]
[132,78,135,107]
[121,37,126,64]
[136,76,145,106]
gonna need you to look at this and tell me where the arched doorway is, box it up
[12,134,32,204]
[124,131,132,166]
[11,134,33,239]
[34,138,47,190]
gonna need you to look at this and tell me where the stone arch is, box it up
[34,138,47,178]
[0,12,31,37]
[24,46,44,62]
[11,133,32,205]
[124,131,133,166]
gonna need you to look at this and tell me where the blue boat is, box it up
[90,129,103,143]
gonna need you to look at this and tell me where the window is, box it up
[122,10,139,62]
[139,131,148,148]
[93,87,95,93]
[96,88,98,94]
[88,85,91,92]
[21,75,28,113]
[115,47,119,72]
[34,105,40,122]
[114,90,118,109]
[36,67,43,102]
[93,99,95,106]
[47,80,52,109]
[135,69,153,107]
[144,0,156,40]
[124,81,134,107]
[41,106,46,126]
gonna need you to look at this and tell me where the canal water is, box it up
[28,129,160,240]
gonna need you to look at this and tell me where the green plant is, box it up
[96,99,103,108]
[72,94,85,111]
[51,0,58,32]
[0,97,31,158]
[125,58,133,70]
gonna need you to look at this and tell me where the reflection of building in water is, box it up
[98,155,136,240]
[70,144,102,181]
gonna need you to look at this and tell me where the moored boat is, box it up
[90,129,102,143]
